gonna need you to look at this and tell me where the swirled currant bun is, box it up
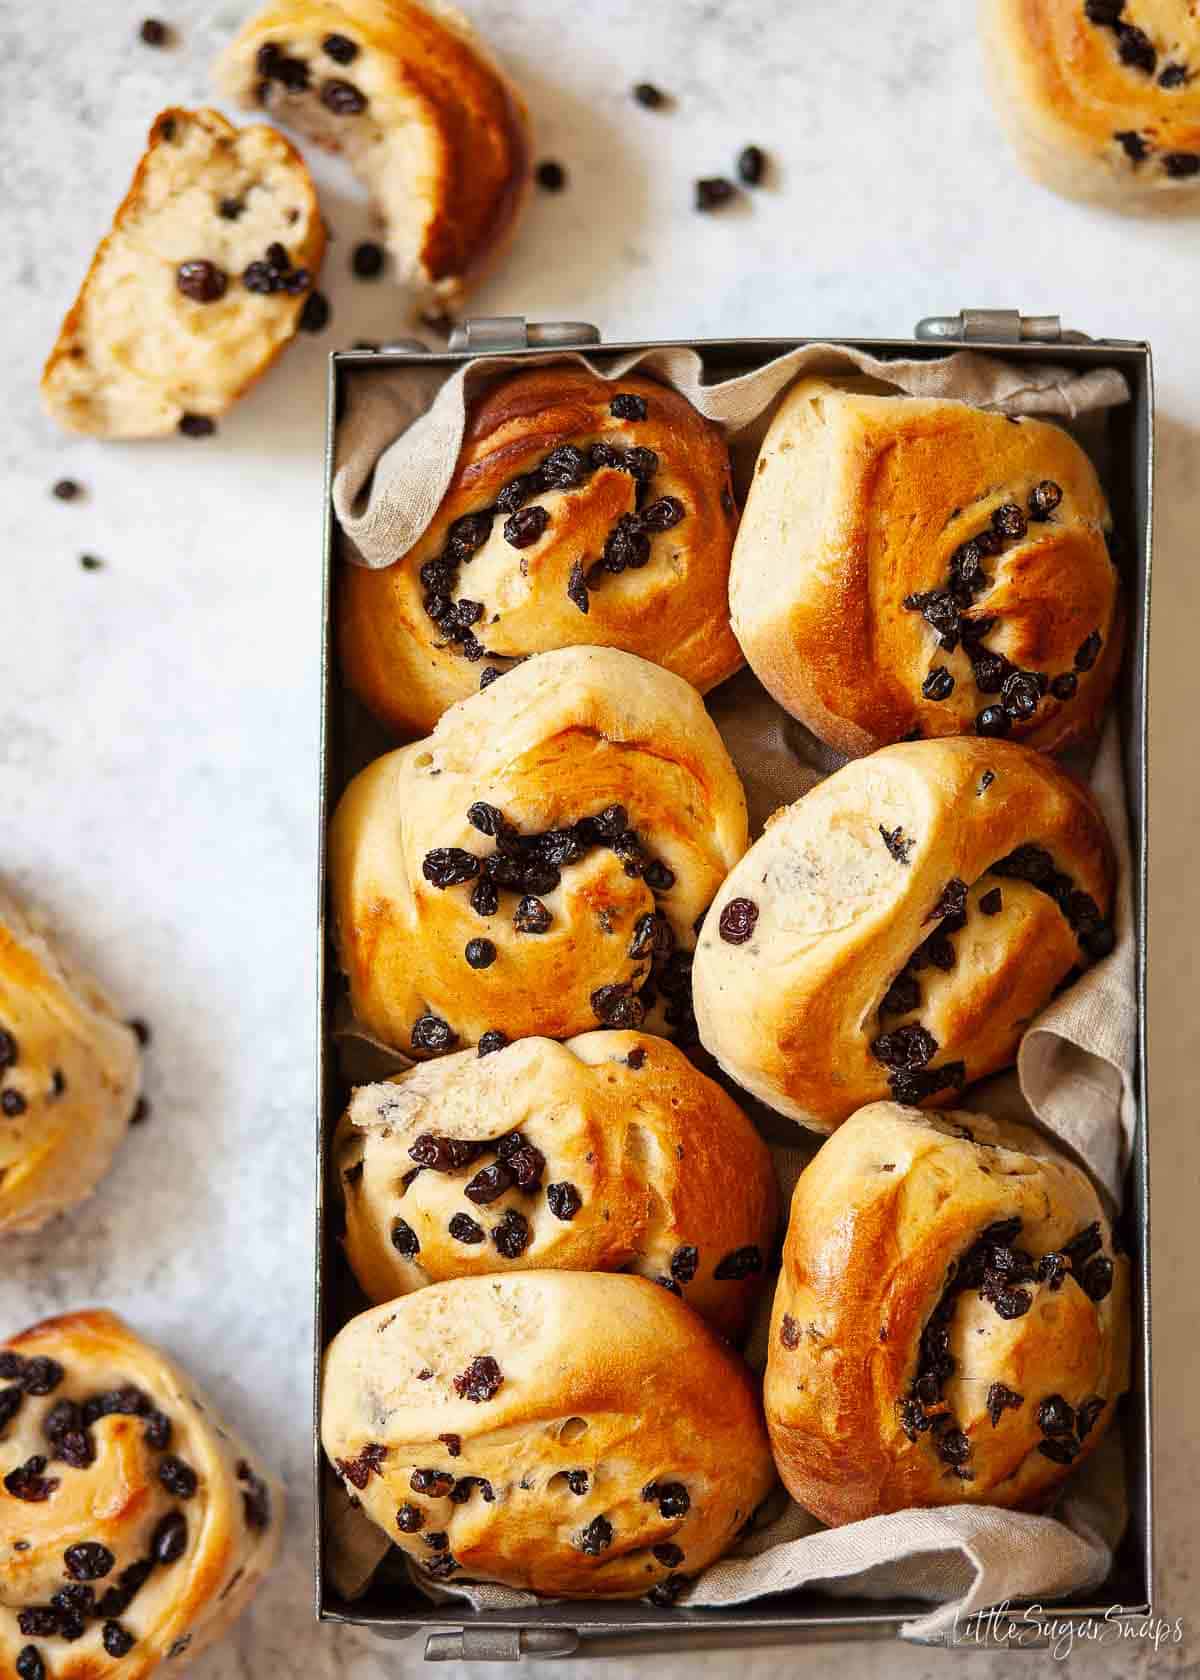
[339,365,743,737]
[764,1104,1129,1523]
[0,1310,282,1677]
[214,0,529,318]
[981,0,1200,207]
[321,1273,775,1599]
[0,892,142,1237]
[334,1031,777,1339]
[692,738,1115,1133]
[42,108,324,439]
[729,379,1121,757]
[329,646,749,1056]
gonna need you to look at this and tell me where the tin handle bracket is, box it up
[914,310,1090,344]
[424,1627,580,1661]
[447,316,602,353]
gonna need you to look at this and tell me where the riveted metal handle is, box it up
[424,1628,581,1661]
[447,316,603,353]
[914,310,1091,344]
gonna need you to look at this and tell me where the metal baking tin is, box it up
[315,323,1154,1662]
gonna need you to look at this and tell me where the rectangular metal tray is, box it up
[314,324,1154,1662]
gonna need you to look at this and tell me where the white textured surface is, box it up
[1,0,1197,1675]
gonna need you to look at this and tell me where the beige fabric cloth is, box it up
[331,343,1128,566]
[326,344,1137,1639]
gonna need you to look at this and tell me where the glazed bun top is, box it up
[693,738,1115,1132]
[0,890,141,1236]
[339,365,743,736]
[764,1103,1129,1525]
[329,646,749,1056]
[730,379,1120,757]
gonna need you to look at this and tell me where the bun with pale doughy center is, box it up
[42,108,324,439]
[692,738,1115,1133]
[339,365,742,736]
[214,0,529,317]
[0,1310,282,1675]
[329,646,749,1056]
[765,1103,1130,1524]
[0,891,141,1236]
[333,1031,778,1339]
[730,378,1120,757]
[321,1273,775,1598]
[981,0,1200,207]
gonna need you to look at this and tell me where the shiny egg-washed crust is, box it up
[321,1273,775,1597]
[215,0,529,315]
[730,380,1121,757]
[0,891,141,1236]
[0,1310,282,1678]
[334,1031,777,1340]
[765,1104,1130,1524]
[340,366,743,737]
[692,739,1114,1132]
[329,646,749,1054]
[981,0,1200,207]
[41,108,324,439]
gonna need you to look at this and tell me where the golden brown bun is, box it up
[321,1273,774,1597]
[214,0,529,315]
[765,1104,1129,1524]
[0,892,141,1236]
[340,366,743,736]
[334,1031,777,1339]
[981,0,1200,208]
[730,379,1121,757]
[42,108,324,439]
[329,646,749,1055]
[692,739,1115,1132]
[0,1310,282,1676]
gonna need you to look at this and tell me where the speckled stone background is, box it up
[2,0,1198,1674]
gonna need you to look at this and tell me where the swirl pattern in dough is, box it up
[981,0,1200,205]
[339,365,743,736]
[329,646,749,1055]
[334,1031,777,1339]
[692,738,1115,1132]
[764,1103,1129,1523]
[730,379,1121,757]
[0,892,141,1237]
[0,1310,282,1678]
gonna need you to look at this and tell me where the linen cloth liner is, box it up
[326,345,1137,1639]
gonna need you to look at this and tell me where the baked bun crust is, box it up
[692,738,1115,1132]
[765,1104,1129,1524]
[0,1310,282,1676]
[214,0,529,315]
[334,1031,777,1339]
[730,379,1120,757]
[42,108,324,439]
[982,0,1200,207]
[340,366,743,736]
[0,893,141,1236]
[329,646,749,1055]
[321,1273,774,1598]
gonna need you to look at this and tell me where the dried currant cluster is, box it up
[414,394,687,676]
[1083,3,1200,175]
[902,481,1108,738]
[867,846,1114,1102]
[0,1347,267,1672]
[0,1023,54,1119]
[385,1126,581,1261]
[255,33,368,114]
[418,798,695,1050]
[174,239,327,334]
[893,1212,1113,1480]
